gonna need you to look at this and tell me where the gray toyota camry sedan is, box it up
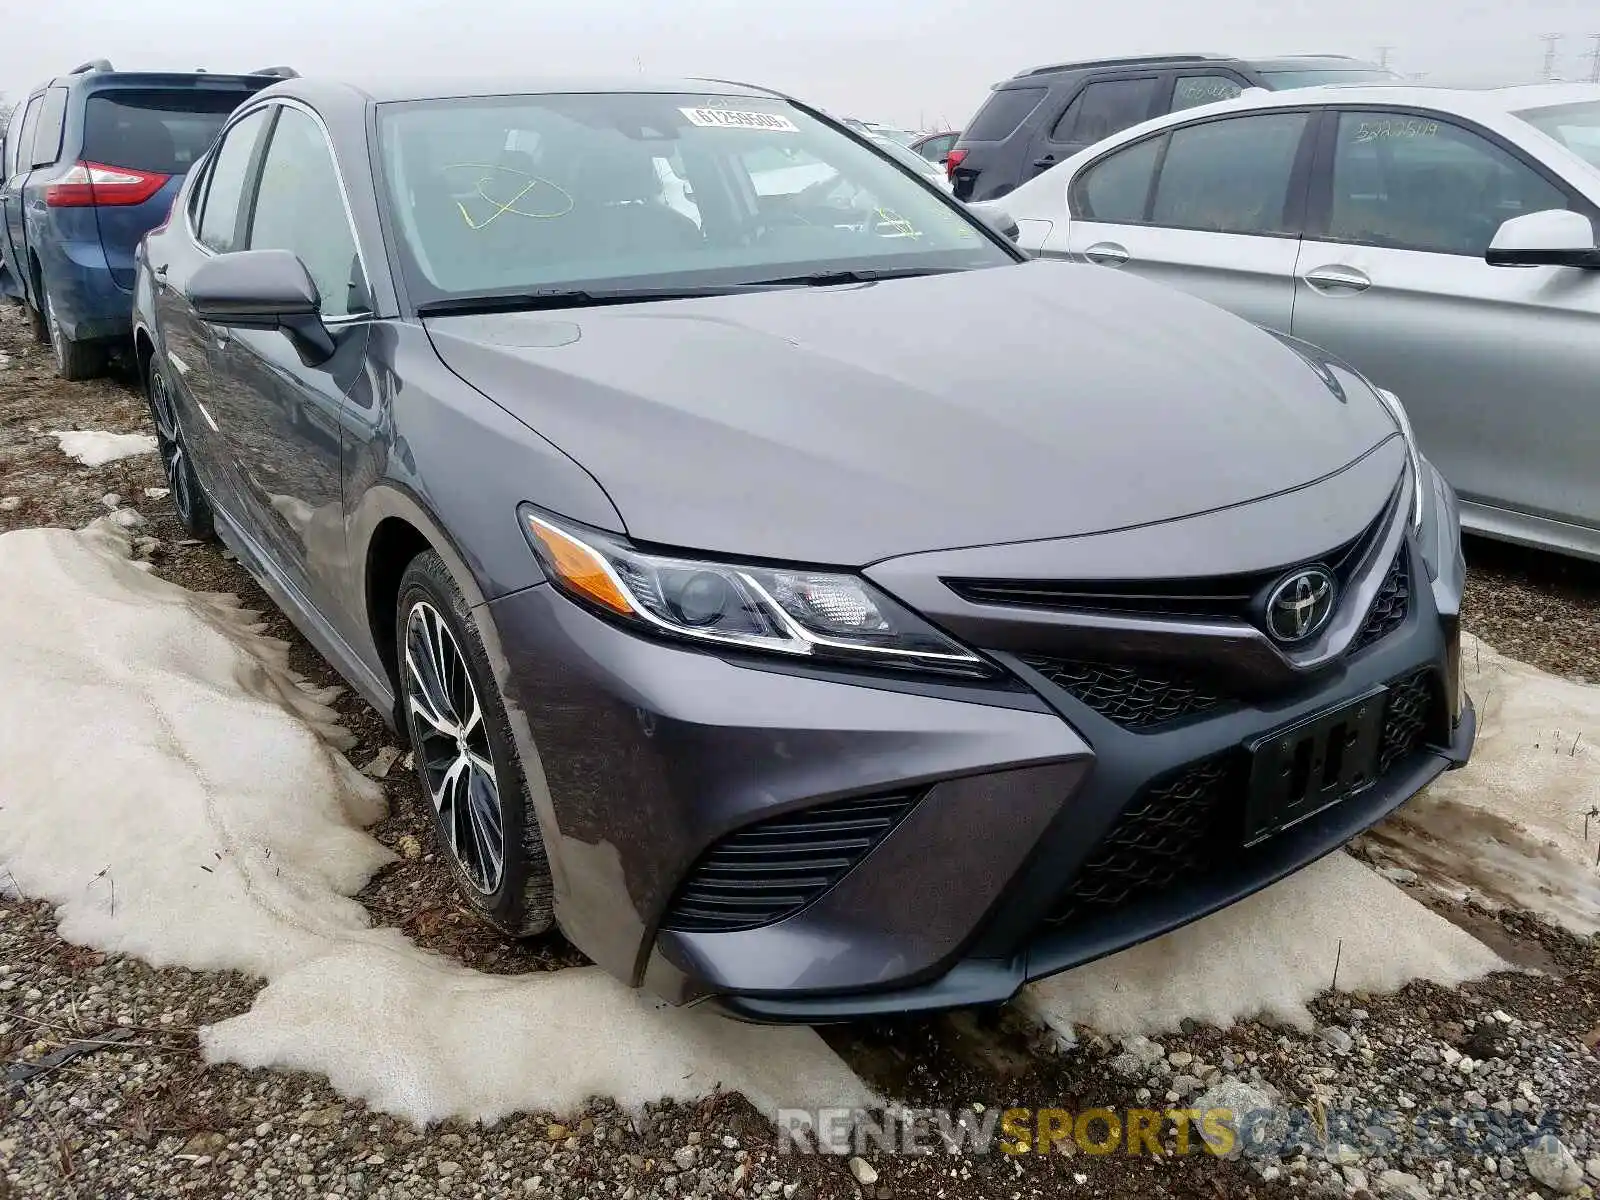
[131,75,1474,1021]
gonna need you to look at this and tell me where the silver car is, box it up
[984,83,1600,562]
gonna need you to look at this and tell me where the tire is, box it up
[43,284,105,381]
[145,358,216,540]
[395,550,555,936]
[27,297,48,345]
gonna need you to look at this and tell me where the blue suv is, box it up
[1,61,290,379]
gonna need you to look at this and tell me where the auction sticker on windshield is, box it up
[681,107,799,132]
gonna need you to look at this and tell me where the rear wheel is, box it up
[146,358,215,540]
[396,550,554,936]
[43,285,105,381]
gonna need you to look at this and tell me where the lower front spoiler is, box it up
[715,697,1476,1023]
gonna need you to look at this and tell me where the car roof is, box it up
[256,75,783,106]
[1006,52,1382,83]
[1129,79,1600,124]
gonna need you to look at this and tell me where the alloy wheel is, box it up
[402,600,506,894]
[148,369,196,525]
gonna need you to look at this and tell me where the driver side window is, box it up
[1326,111,1569,256]
[245,108,369,318]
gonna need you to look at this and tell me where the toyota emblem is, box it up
[1265,568,1337,643]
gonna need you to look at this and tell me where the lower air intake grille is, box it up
[1047,755,1236,925]
[1378,668,1435,774]
[1353,552,1411,652]
[660,792,918,934]
[1020,657,1226,730]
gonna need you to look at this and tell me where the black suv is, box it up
[948,53,1398,201]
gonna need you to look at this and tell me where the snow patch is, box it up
[1361,633,1600,934]
[0,520,870,1126]
[1024,852,1504,1040]
[51,429,158,468]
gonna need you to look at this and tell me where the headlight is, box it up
[1374,387,1424,533]
[518,506,992,677]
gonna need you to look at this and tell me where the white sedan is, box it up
[978,82,1600,562]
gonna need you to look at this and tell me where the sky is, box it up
[7,0,1600,131]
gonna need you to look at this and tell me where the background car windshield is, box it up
[376,93,1006,300]
[83,89,256,174]
[1515,100,1600,169]
[1257,69,1400,88]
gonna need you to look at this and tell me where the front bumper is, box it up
[486,466,1470,1021]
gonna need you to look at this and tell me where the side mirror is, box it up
[1486,209,1600,269]
[187,249,335,362]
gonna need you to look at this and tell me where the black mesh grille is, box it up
[1048,668,1441,927]
[1378,668,1434,774]
[1020,656,1226,730]
[1047,755,1237,924]
[660,793,918,934]
[1353,552,1410,653]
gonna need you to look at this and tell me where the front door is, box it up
[1291,108,1600,530]
[1056,109,1313,333]
[208,103,371,612]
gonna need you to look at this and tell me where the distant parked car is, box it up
[948,52,1398,201]
[982,82,1600,562]
[0,60,287,379]
[911,130,961,163]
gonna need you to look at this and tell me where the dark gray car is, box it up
[131,76,1474,1021]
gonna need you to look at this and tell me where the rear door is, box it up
[1025,75,1164,181]
[1053,109,1314,332]
[2,94,43,306]
[151,104,277,522]
[1291,107,1600,530]
[80,81,263,296]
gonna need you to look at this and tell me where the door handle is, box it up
[1302,265,1371,293]
[1032,155,1057,170]
[1084,242,1130,267]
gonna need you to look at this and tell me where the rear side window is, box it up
[197,108,273,253]
[1150,112,1308,234]
[12,100,41,181]
[29,89,69,168]
[1076,135,1163,222]
[3,99,31,178]
[964,87,1047,141]
[83,88,256,175]
[1053,78,1160,144]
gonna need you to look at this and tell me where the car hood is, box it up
[424,261,1400,566]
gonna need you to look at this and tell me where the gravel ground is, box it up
[2,303,1598,1200]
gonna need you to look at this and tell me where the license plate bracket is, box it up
[1243,686,1387,847]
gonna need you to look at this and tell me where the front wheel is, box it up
[396,550,554,936]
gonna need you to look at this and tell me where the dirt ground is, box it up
[1,303,1597,1200]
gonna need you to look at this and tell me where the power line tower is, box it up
[1375,45,1395,68]
[1587,34,1600,83]
[1540,33,1563,80]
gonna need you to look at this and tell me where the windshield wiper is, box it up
[746,266,960,287]
[416,284,769,317]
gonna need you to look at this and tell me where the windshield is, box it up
[1258,68,1401,89]
[1515,100,1600,169]
[376,92,1009,304]
[869,134,943,179]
